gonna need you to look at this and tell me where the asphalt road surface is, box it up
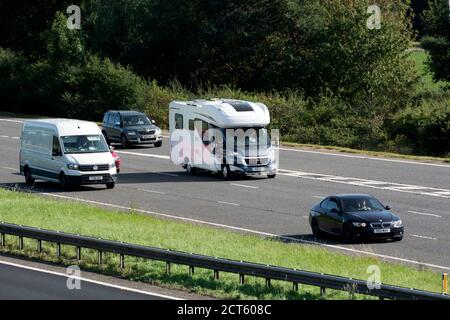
[0,260,173,300]
[0,117,449,271]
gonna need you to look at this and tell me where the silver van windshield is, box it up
[61,135,109,154]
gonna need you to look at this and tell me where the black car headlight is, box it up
[352,222,367,228]
[392,220,403,228]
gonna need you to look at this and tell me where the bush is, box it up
[389,99,450,156]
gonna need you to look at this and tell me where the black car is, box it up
[309,194,404,242]
[102,110,163,148]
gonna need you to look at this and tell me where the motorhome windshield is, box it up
[232,128,271,147]
[122,114,152,126]
[61,135,109,154]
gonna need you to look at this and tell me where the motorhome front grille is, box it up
[79,164,110,172]
[245,157,270,166]
[370,222,392,229]
[139,130,156,135]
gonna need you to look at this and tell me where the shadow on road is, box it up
[278,233,397,246]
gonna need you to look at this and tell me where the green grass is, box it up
[0,188,445,300]
[408,50,448,94]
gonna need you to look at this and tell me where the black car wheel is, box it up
[24,166,35,186]
[106,182,115,189]
[154,141,162,148]
[311,219,322,238]
[392,236,403,242]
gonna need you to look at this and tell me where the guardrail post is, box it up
[320,287,326,297]
[18,236,24,250]
[293,282,299,291]
[98,251,103,264]
[120,254,125,269]
[189,266,194,276]
[165,262,171,274]
[214,270,219,280]
[36,239,42,253]
[265,278,271,288]
[443,273,448,295]
[239,274,245,285]
[76,247,81,260]
[0,233,5,246]
[56,243,61,257]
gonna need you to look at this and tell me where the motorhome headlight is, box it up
[67,163,79,170]
[392,220,403,228]
[127,130,137,136]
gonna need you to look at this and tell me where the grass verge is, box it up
[0,188,445,300]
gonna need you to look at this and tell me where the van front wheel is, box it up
[24,167,35,186]
[106,182,115,189]
[59,173,69,190]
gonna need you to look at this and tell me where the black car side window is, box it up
[328,199,339,211]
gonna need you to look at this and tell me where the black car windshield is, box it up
[341,197,385,213]
[62,135,109,154]
[122,114,151,126]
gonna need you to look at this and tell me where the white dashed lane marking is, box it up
[278,169,450,200]
[230,183,259,189]
[407,210,442,218]
[407,234,438,241]
[217,201,240,207]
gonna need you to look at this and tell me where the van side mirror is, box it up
[52,150,61,157]
[385,205,391,210]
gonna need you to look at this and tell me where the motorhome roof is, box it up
[170,99,270,128]
[24,119,101,136]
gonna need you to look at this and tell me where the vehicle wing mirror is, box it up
[385,205,391,210]
[109,145,115,152]
[151,120,156,124]
[52,150,61,157]
[331,208,339,214]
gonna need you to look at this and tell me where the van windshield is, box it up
[61,135,109,154]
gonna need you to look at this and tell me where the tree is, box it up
[421,0,450,82]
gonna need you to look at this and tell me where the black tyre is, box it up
[267,174,276,179]
[392,236,403,242]
[121,134,128,148]
[106,182,115,189]
[221,165,231,180]
[24,166,35,186]
[154,141,162,148]
[59,173,69,190]
[311,219,322,238]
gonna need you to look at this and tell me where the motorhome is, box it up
[20,119,118,189]
[169,99,278,179]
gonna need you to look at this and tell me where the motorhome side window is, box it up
[52,136,61,156]
[175,114,183,129]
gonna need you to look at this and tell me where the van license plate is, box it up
[374,228,390,234]
[89,176,103,181]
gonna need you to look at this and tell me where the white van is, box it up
[169,99,278,179]
[20,119,118,189]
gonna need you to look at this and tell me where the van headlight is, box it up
[109,163,116,169]
[392,220,403,228]
[67,163,79,170]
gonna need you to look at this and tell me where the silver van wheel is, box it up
[24,167,35,186]
[222,165,231,180]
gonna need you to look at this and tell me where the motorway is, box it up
[0,259,177,300]
[0,117,449,271]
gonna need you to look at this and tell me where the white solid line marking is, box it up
[117,150,170,160]
[278,147,450,168]
[138,188,166,195]
[0,260,183,300]
[407,234,438,241]
[408,210,442,218]
[1,166,16,171]
[230,183,259,189]
[0,135,9,138]
[11,189,448,271]
[217,201,240,207]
